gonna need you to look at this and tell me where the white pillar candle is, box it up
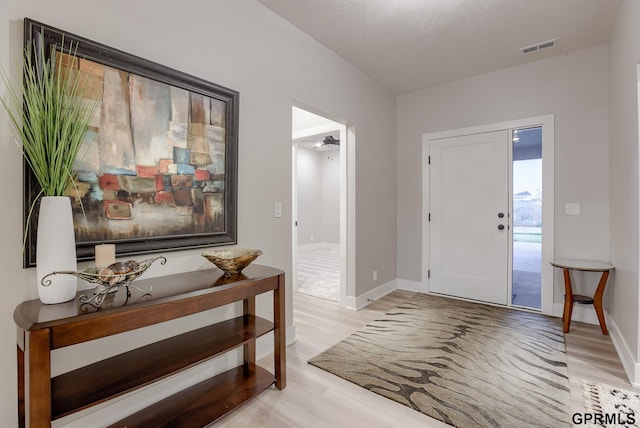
[95,244,116,267]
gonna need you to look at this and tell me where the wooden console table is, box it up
[14,264,286,427]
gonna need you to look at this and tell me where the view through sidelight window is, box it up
[511,127,542,310]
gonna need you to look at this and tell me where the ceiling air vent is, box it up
[521,39,557,54]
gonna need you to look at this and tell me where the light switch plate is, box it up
[565,203,581,215]
[274,202,282,218]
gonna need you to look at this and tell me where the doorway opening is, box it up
[511,127,542,310]
[292,106,347,303]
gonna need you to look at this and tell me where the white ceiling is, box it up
[257,0,622,94]
[292,106,341,151]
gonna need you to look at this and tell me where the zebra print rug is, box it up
[308,293,571,427]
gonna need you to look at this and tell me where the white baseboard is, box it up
[345,279,397,310]
[344,296,357,310]
[606,313,640,387]
[396,279,424,293]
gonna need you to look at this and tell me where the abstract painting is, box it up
[23,18,238,267]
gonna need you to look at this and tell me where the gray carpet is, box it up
[308,293,571,427]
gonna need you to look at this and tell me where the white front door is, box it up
[429,130,509,305]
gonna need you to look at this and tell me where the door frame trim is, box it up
[291,104,353,308]
[421,115,555,315]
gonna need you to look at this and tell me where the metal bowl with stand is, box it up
[41,256,167,307]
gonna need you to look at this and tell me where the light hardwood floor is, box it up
[212,291,634,427]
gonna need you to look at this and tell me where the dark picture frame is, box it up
[23,18,238,267]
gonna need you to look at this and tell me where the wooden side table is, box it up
[550,259,614,335]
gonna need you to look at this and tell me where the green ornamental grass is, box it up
[1,32,98,250]
[0,33,98,199]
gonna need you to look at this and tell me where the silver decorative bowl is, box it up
[202,247,262,276]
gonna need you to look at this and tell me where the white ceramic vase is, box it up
[36,196,78,304]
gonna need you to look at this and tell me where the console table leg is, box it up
[243,297,256,365]
[274,274,286,389]
[17,344,24,428]
[26,329,51,427]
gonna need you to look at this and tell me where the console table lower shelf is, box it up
[108,363,275,427]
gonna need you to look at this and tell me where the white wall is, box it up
[321,149,340,243]
[296,147,322,245]
[397,44,610,306]
[0,1,397,425]
[608,0,640,381]
[296,147,340,246]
